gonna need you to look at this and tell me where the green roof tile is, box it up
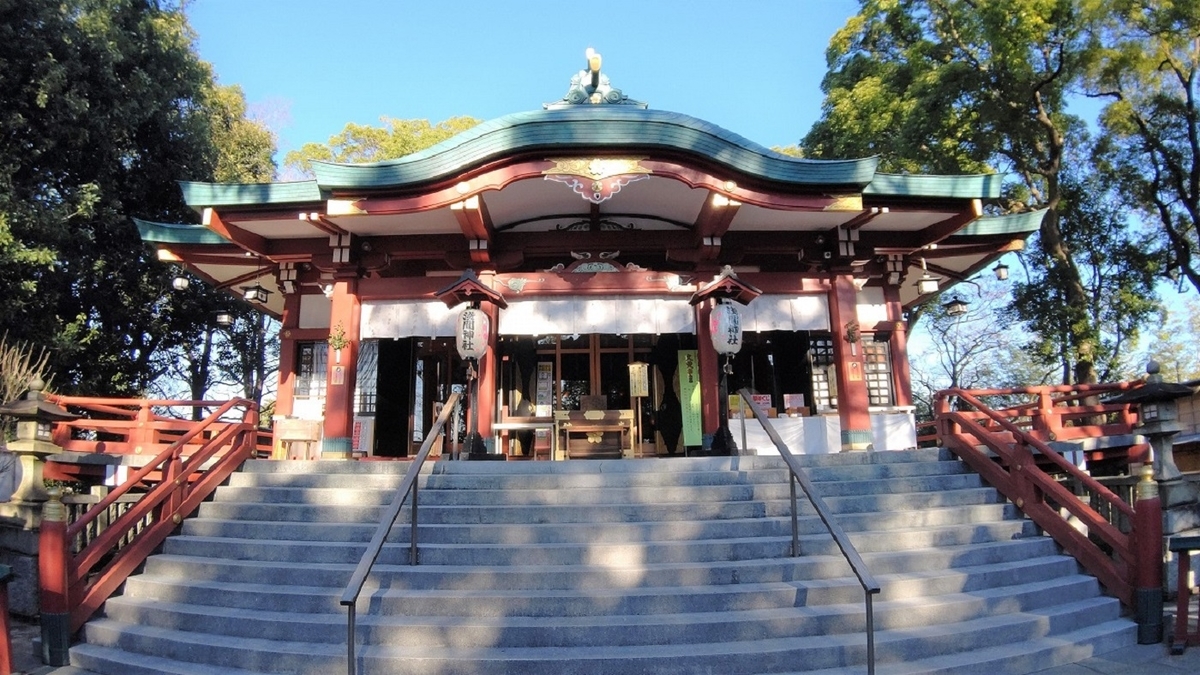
[310,107,878,190]
[179,180,322,209]
[960,209,1047,236]
[864,173,1003,199]
[132,218,231,245]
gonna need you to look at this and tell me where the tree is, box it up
[283,116,482,177]
[804,0,1138,385]
[909,278,1054,418]
[1086,1,1200,294]
[1141,297,1200,382]
[148,81,278,413]
[0,0,276,397]
[1008,166,1161,382]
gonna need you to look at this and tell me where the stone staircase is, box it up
[66,448,1136,674]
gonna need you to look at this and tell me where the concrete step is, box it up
[193,484,1003,524]
[76,597,1125,675]
[126,548,1077,614]
[207,471,983,507]
[179,502,1019,543]
[100,574,1103,650]
[68,448,1136,675]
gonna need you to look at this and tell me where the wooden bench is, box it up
[493,418,556,460]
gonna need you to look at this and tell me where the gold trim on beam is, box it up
[327,199,367,216]
[823,194,863,212]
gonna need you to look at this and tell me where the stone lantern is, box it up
[0,378,77,509]
[1109,361,1194,483]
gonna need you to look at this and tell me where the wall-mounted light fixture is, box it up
[915,258,940,295]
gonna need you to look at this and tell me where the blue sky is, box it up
[186,0,861,160]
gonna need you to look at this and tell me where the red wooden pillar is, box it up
[477,299,500,438]
[0,563,12,675]
[695,301,720,437]
[323,273,361,458]
[883,285,912,407]
[829,275,872,451]
[1133,465,1163,644]
[274,292,302,418]
[38,488,70,667]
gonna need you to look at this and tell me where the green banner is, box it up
[678,350,702,447]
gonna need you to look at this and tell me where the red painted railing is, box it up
[934,384,1152,608]
[39,397,260,648]
[45,395,272,467]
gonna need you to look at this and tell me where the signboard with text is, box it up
[679,350,702,447]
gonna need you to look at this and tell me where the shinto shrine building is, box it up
[136,53,1041,460]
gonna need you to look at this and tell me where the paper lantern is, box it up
[455,308,490,359]
[709,302,743,355]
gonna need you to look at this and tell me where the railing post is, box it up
[1133,464,1163,644]
[1034,389,1058,440]
[410,480,419,566]
[790,473,799,557]
[346,603,357,675]
[132,402,154,455]
[865,589,876,675]
[38,487,71,667]
[1009,440,1036,510]
[0,564,13,675]
[159,445,185,526]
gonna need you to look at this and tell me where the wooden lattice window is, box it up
[863,339,894,407]
[810,337,836,410]
[295,341,327,399]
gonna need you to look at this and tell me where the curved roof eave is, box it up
[864,173,1004,200]
[959,209,1047,236]
[132,218,231,246]
[179,180,323,210]
[309,107,879,191]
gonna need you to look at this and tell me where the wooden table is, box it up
[554,410,634,460]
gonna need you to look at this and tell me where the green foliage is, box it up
[806,0,1162,385]
[283,116,482,177]
[207,84,277,184]
[1085,0,1200,293]
[1142,297,1200,382]
[0,0,276,397]
[770,145,805,158]
[1008,169,1161,382]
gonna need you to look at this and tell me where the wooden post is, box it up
[882,285,912,407]
[828,275,871,451]
[323,274,361,458]
[1133,464,1163,644]
[38,487,71,666]
[274,292,303,419]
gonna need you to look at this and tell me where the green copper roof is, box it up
[310,107,879,191]
[132,218,230,245]
[179,180,323,209]
[176,110,1004,210]
[959,209,1046,236]
[863,173,1004,200]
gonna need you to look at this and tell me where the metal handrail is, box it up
[735,388,880,675]
[340,392,461,675]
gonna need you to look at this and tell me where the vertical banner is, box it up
[678,350,702,447]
